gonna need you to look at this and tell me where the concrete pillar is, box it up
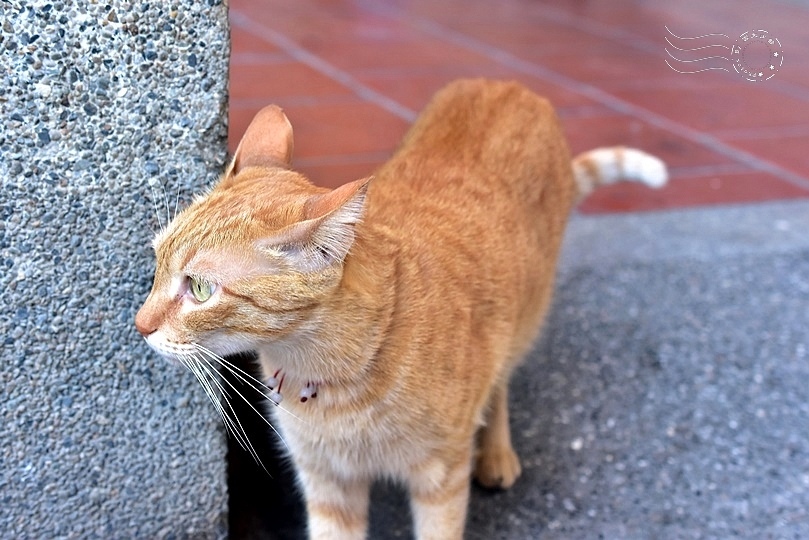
[1,1,229,536]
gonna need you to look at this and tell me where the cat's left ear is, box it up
[256,177,371,271]
[223,104,294,183]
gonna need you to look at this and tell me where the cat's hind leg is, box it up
[473,377,522,489]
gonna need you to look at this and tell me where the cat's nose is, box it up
[134,307,158,337]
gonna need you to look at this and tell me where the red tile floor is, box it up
[228,0,809,214]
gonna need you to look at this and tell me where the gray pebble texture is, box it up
[1,1,229,538]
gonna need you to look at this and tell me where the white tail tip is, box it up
[573,147,668,199]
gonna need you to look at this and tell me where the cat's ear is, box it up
[256,178,371,271]
[224,104,294,180]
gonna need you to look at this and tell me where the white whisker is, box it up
[192,356,232,403]
[193,344,308,426]
[194,344,268,390]
[147,179,165,232]
[193,348,291,453]
[190,353,268,470]
[181,357,230,426]
[182,356,239,440]
[173,185,181,221]
[183,362,253,459]
[162,183,172,229]
[200,383,268,471]
[177,350,262,463]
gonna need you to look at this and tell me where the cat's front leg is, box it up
[296,465,371,540]
[409,450,473,540]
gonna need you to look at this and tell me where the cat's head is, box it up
[135,105,370,362]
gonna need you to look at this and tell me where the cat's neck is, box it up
[256,220,399,397]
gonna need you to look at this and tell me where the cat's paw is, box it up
[473,446,522,489]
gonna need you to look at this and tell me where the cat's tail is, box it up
[572,147,668,201]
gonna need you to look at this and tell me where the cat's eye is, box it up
[189,277,215,303]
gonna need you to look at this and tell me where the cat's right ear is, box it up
[222,105,294,183]
[254,177,371,272]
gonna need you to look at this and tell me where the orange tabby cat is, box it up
[135,79,666,540]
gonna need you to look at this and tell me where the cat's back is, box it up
[369,78,574,219]
[339,80,576,434]
[365,79,574,253]
[352,79,575,355]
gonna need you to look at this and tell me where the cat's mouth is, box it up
[143,328,259,361]
[142,333,197,365]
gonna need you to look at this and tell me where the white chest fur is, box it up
[269,392,432,482]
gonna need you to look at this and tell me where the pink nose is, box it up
[134,307,158,337]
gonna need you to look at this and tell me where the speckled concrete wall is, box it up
[1,2,229,537]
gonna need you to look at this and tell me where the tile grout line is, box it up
[229,10,417,123]
[713,124,809,141]
[231,94,363,109]
[395,13,809,192]
[231,3,809,192]
[529,2,661,56]
[230,51,295,66]
[528,3,809,107]
[668,163,760,179]
[295,151,392,167]
[350,0,809,191]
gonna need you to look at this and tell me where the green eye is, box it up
[189,277,215,303]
